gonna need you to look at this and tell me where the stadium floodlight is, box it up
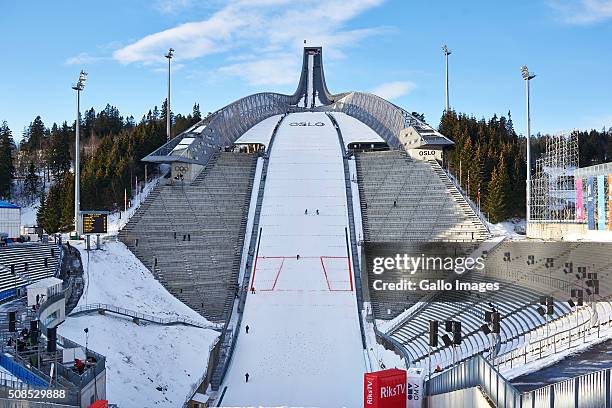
[72,70,87,235]
[442,45,451,112]
[521,65,536,225]
[165,48,175,141]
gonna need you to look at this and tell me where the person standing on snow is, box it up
[246,325,250,334]
[245,373,250,383]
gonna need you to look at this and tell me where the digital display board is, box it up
[82,213,107,234]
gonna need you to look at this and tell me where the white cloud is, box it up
[370,81,416,100]
[65,52,106,66]
[219,54,299,86]
[547,0,612,24]
[111,0,387,85]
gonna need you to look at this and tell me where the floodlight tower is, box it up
[72,70,87,235]
[521,65,536,223]
[165,48,174,141]
[442,45,451,112]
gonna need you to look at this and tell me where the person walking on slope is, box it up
[246,325,250,334]
[245,373,250,383]
[304,209,308,215]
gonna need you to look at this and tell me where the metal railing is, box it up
[69,303,222,331]
[144,93,293,166]
[494,304,611,370]
[427,352,612,407]
[438,162,490,230]
[427,355,522,407]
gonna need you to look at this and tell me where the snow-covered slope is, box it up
[58,241,219,408]
[221,112,366,406]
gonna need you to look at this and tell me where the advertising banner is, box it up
[598,175,605,230]
[576,178,584,221]
[609,175,612,231]
[587,177,595,230]
[364,369,406,408]
[406,368,424,408]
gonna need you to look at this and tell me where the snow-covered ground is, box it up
[488,218,525,237]
[58,241,219,408]
[20,202,39,227]
[221,112,366,406]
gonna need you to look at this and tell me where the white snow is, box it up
[221,112,366,407]
[234,114,283,148]
[488,218,525,237]
[58,241,219,407]
[330,112,385,148]
[20,203,39,227]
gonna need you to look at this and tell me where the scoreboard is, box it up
[82,213,108,234]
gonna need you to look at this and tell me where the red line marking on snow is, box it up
[320,257,332,291]
[320,256,352,292]
[266,258,284,291]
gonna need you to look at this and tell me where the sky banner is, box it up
[576,178,584,221]
[587,177,595,230]
[598,175,606,230]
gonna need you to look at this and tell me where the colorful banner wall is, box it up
[587,177,595,230]
[609,175,612,231]
[598,175,606,230]
[576,178,584,221]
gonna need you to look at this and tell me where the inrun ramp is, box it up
[221,112,365,406]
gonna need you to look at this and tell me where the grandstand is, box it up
[355,150,489,242]
[119,151,258,322]
[0,242,62,300]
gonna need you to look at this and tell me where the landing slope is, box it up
[221,112,365,406]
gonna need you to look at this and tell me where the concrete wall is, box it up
[428,387,492,408]
[79,369,106,408]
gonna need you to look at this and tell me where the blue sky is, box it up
[2,0,612,141]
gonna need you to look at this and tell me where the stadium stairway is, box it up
[119,152,258,323]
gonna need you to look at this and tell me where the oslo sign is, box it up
[289,122,325,126]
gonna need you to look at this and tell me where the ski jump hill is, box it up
[118,46,517,406]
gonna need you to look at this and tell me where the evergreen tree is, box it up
[484,158,510,223]
[49,122,72,180]
[0,122,15,199]
[24,162,40,203]
[192,103,202,122]
[36,191,46,228]
[24,116,46,152]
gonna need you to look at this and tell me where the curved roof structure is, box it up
[143,47,452,165]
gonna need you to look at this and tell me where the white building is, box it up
[0,200,20,239]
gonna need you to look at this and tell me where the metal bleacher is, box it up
[384,239,612,371]
[0,243,61,299]
[355,150,489,242]
[119,152,258,323]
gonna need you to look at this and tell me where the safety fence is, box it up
[493,305,611,370]
[426,354,612,408]
[69,303,221,331]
